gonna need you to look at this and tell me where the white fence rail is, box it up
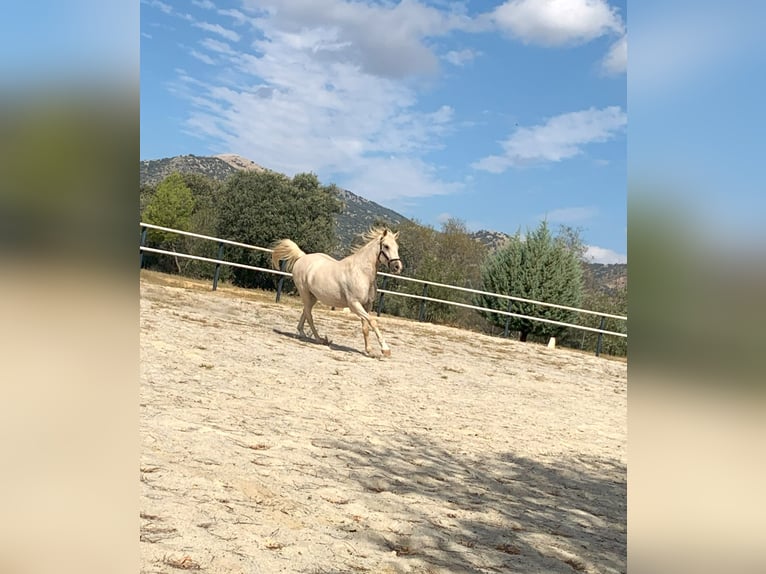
[140,223,627,350]
[141,222,274,253]
[139,245,290,276]
[377,271,627,322]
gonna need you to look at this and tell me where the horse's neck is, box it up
[350,238,379,274]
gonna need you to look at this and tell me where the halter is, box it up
[378,238,401,268]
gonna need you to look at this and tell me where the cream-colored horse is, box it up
[271,228,403,357]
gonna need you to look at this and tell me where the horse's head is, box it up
[378,229,403,274]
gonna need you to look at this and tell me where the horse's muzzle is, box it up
[388,259,403,274]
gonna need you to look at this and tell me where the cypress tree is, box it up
[476,221,584,342]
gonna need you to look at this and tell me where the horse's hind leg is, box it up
[348,301,390,357]
[296,309,308,338]
[301,293,329,344]
[296,292,314,338]
[360,318,372,355]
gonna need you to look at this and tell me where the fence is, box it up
[140,222,627,355]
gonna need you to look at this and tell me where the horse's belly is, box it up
[297,258,347,307]
[294,255,377,309]
[315,287,346,308]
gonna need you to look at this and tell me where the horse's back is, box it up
[293,253,346,306]
[293,252,337,273]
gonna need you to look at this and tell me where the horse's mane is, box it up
[350,226,391,254]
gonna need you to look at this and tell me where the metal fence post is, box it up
[139,225,148,268]
[595,315,606,357]
[212,241,225,291]
[503,298,513,338]
[418,284,429,322]
[376,274,389,317]
[276,260,286,302]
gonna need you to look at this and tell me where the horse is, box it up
[271,228,403,357]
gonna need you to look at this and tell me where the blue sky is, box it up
[629,0,766,252]
[141,0,627,263]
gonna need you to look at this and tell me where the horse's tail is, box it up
[271,239,306,272]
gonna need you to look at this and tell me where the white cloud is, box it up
[601,34,626,75]
[193,21,240,42]
[190,50,215,65]
[444,48,479,66]
[169,1,624,204]
[243,0,472,78]
[339,157,463,203]
[584,245,626,264]
[175,11,463,203]
[490,0,624,46]
[192,0,215,9]
[218,8,247,25]
[144,0,172,14]
[200,38,234,55]
[437,212,453,224]
[472,106,626,173]
[545,206,598,222]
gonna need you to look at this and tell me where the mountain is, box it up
[333,188,409,251]
[139,154,625,291]
[140,154,410,253]
[584,263,627,293]
[470,229,511,251]
[140,154,265,186]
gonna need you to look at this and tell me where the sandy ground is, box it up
[140,272,626,574]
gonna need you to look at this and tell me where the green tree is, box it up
[217,170,342,289]
[143,172,195,238]
[139,182,155,217]
[142,172,195,273]
[427,218,487,324]
[180,173,225,279]
[559,267,627,356]
[380,218,487,326]
[381,219,439,319]
[476,221,584,342]
[140,173,226,278]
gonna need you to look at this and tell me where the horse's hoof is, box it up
[382,349,391,358]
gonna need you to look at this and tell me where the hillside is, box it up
[141,154,245,185]
[470,229,511,251]
[139,154,409,253]
[334,188,409,250]
[139,154,625,291]
[585,263,627,293]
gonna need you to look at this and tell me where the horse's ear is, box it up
[382,228,388,237]
[394,231,400,239]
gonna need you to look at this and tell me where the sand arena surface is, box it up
[140,272,626,573]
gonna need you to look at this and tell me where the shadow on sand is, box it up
[271,328,369,357]
[311,431,626,573]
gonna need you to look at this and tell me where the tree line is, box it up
[140,170,627,356]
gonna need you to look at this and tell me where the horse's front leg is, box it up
[349,301,390,357]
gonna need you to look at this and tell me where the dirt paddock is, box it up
[140,271,626,573]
